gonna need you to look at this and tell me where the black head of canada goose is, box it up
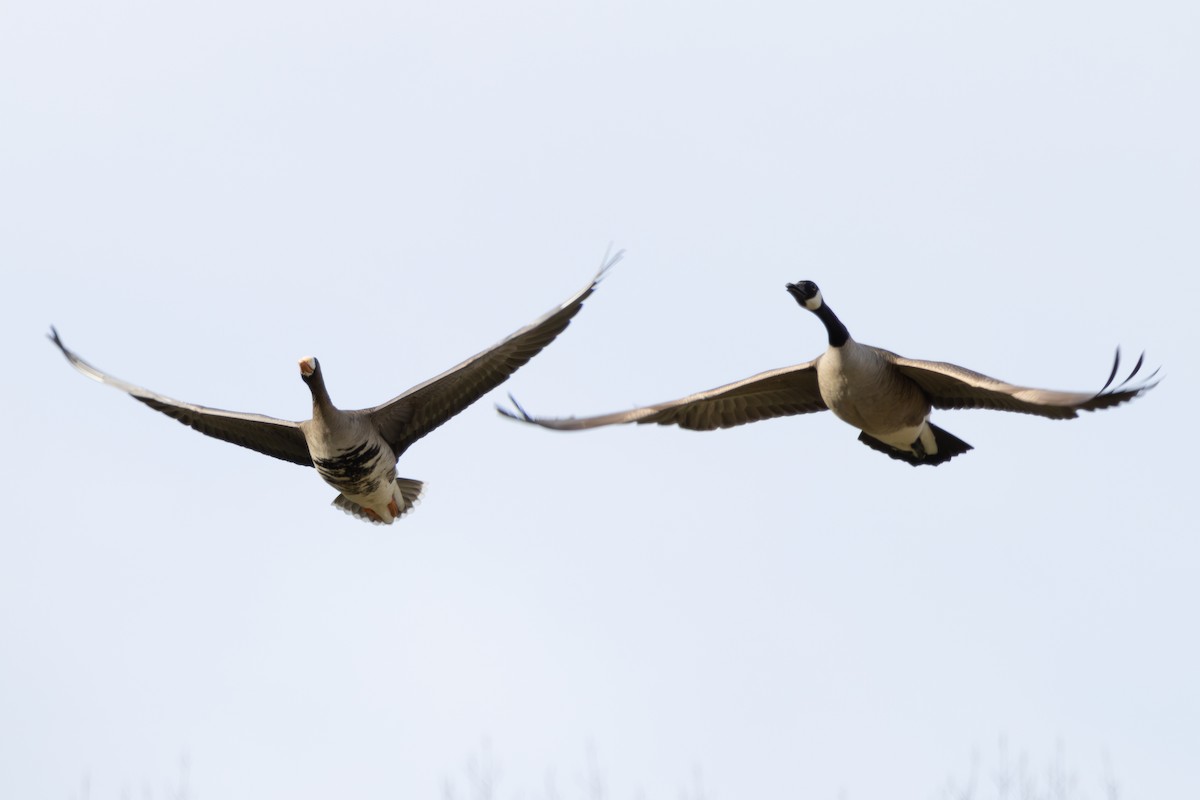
[500,279,1158,466]
[50,250,623,522]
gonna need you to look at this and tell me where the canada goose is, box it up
[50,250,622,522]
[499,280,1157,466]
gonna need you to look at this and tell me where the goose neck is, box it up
[307,377,338,419]
[815,304,850,347]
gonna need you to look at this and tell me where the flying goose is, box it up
[500,280,1157,466]
[50,251,622,522]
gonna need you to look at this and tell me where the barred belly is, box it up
[312,440,389,496]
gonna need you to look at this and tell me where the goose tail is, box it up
[857,424,973,467]
[331,478,425,524]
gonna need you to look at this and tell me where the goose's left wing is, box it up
[367,250,622,456]
[881,347,1159,419]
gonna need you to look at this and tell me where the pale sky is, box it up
[2,1,1197,798]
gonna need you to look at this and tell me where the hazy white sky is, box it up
[2,0,1196,798]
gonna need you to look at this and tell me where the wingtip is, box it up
[1089,346,1161,407]
[594,244,625,283]
[47,325,70,357]
[497,392,536,422]
[504,393,532,422]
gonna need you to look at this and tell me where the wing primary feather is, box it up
[1117,351,1146,389]
[1098,347,1122,394]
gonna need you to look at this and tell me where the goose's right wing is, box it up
[499,360,827,432]
[49,327,313,467]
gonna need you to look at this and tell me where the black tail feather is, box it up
[857,424,973,467]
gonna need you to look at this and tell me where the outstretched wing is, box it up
[881,347,1159,420]
[368,249,624,456]
[499,360,827,432]
[49,327,313,466]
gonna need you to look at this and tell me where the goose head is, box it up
[786,280,823,311]
[298,356,336,410]
[786,280,850,347]
[298,356,321,382]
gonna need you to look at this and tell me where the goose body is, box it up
[297,368,422,523]
[501,280,1157,466]
[816,341,937,456]
[50,250,621,522]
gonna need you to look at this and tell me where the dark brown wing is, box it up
[368,250,622,456]
[499,360,827,432]
[881,347,1159,420]
[49,327,313,467]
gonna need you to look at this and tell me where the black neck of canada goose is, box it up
[787,281,850,348]
[813,304,850,348]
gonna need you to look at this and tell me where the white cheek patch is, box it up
[803,290,823,311]
[299,357,316,376]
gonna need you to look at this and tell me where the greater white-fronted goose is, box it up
[500,280,1158,466]
[50,251,622,522]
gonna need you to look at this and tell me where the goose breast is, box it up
[817,343,930,435]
